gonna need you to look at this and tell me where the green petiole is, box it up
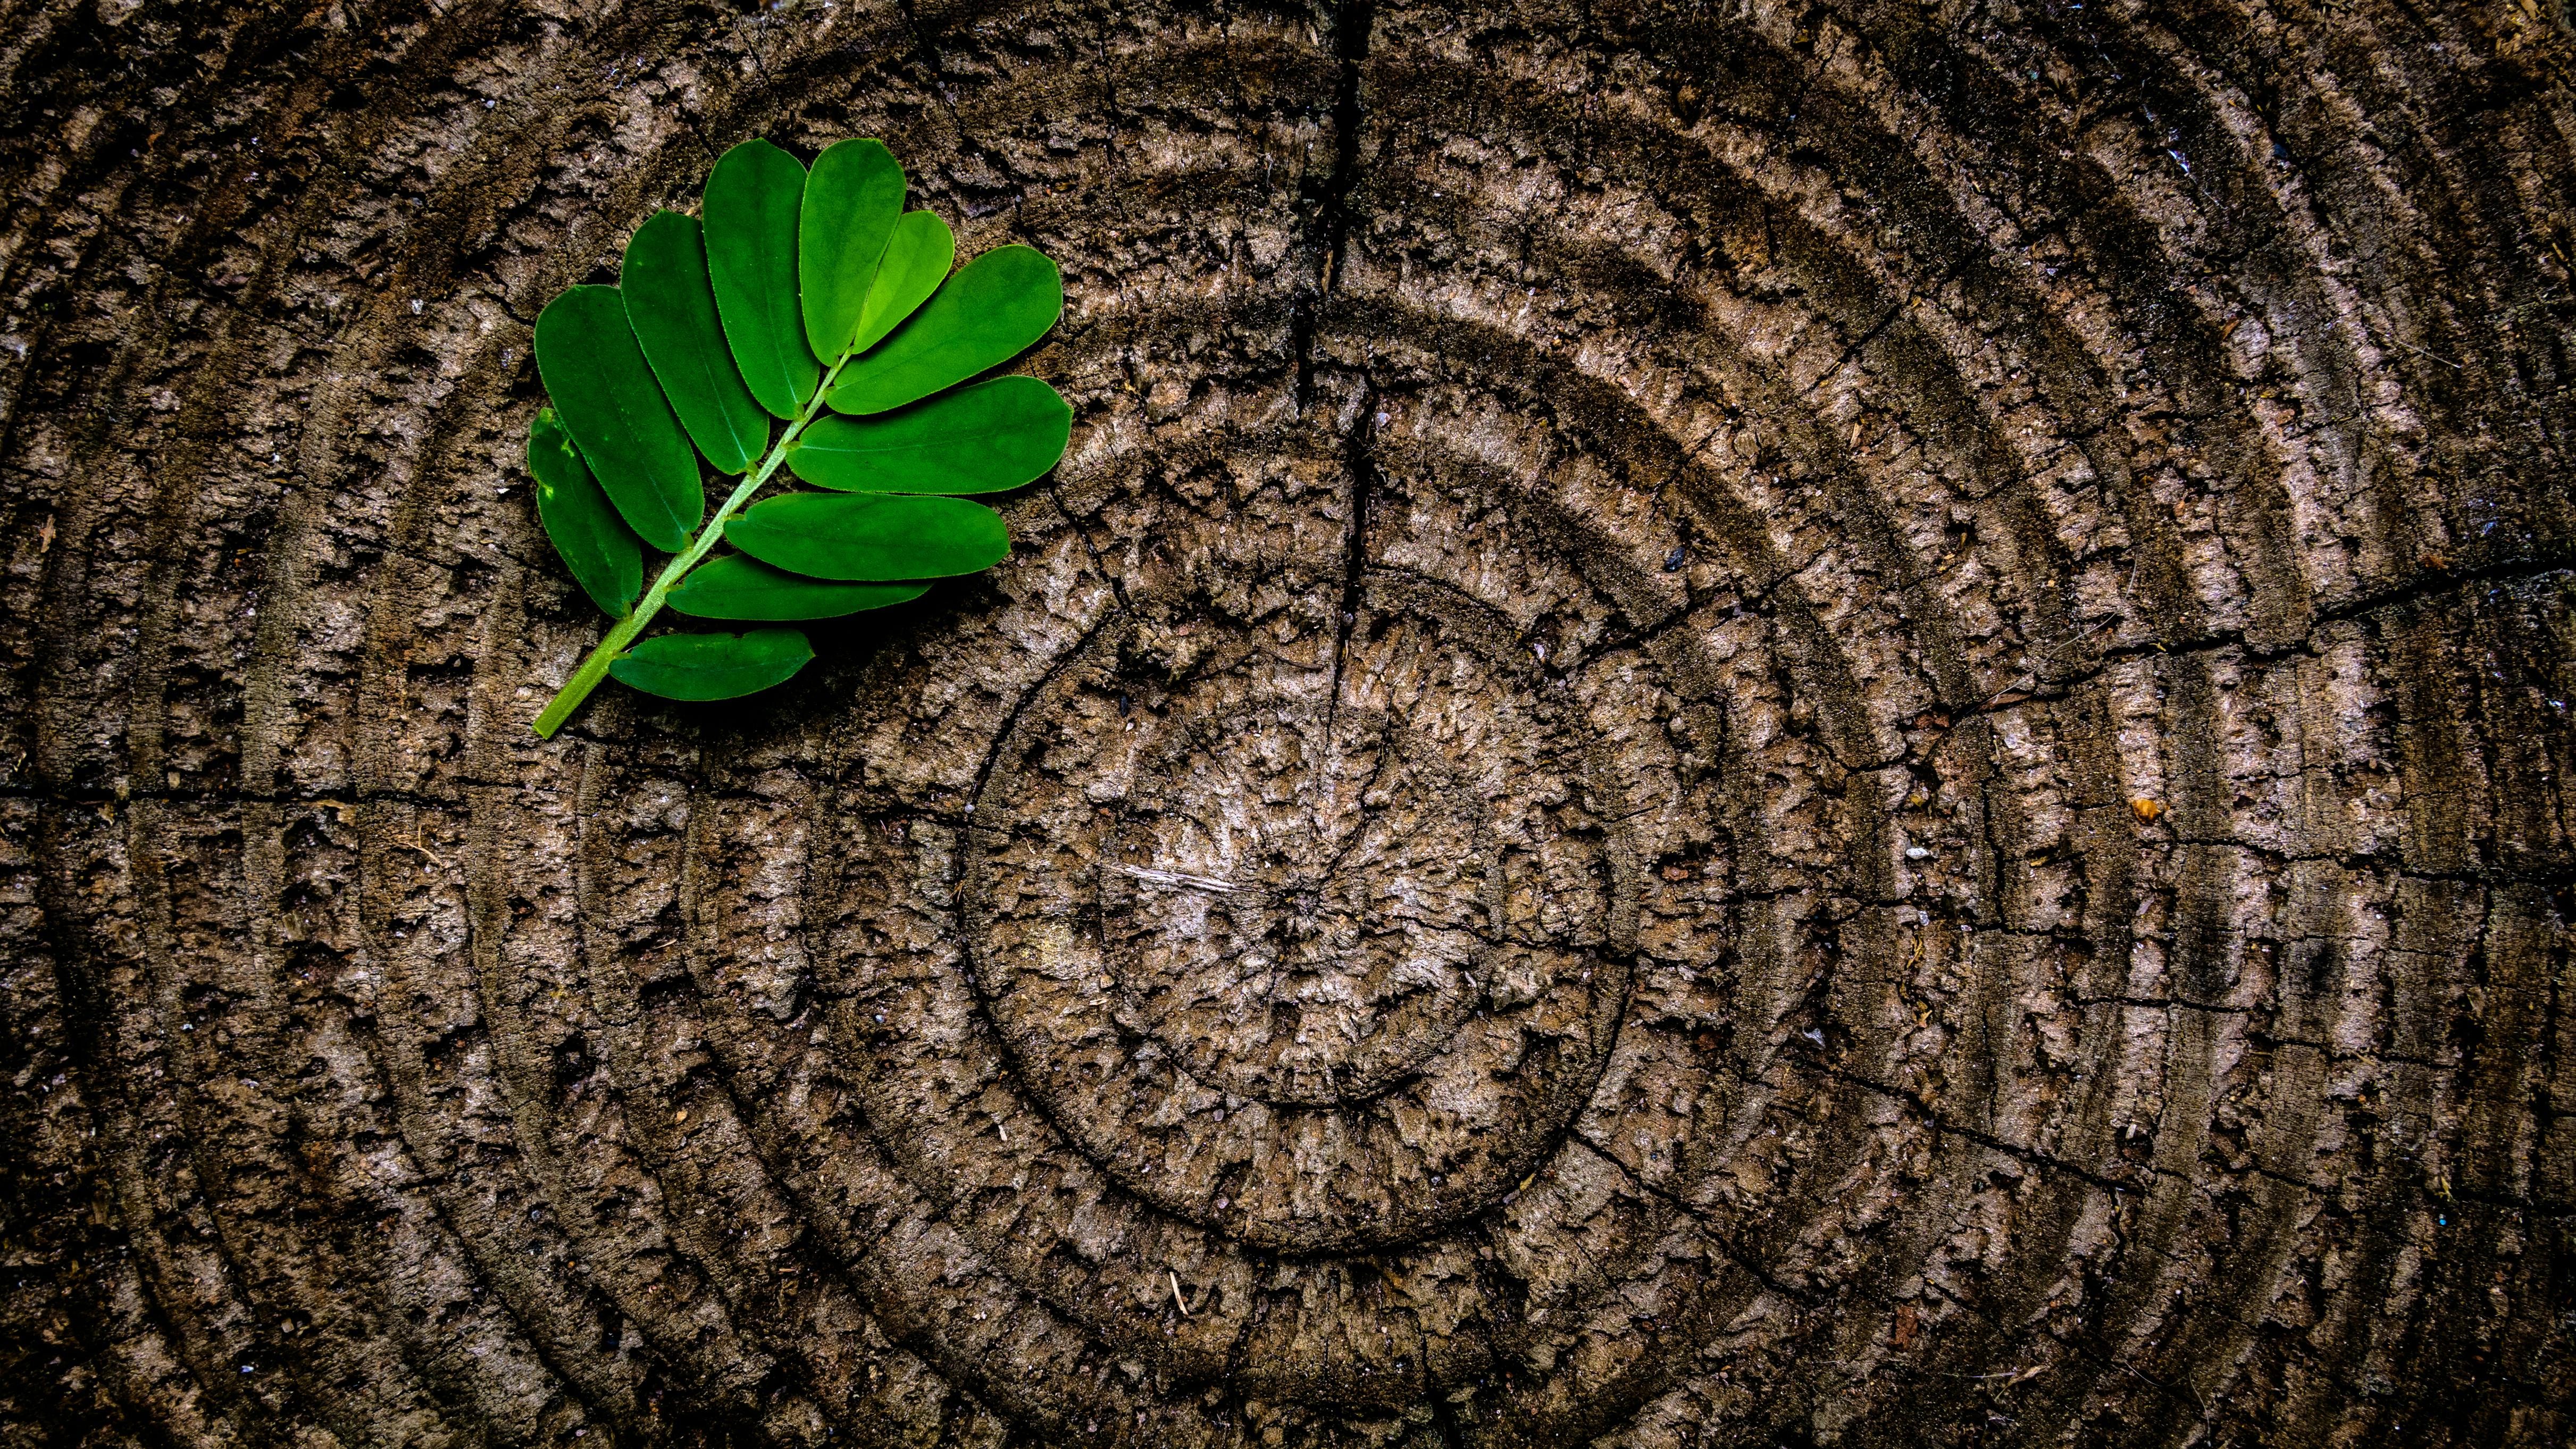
[531,352,851,738]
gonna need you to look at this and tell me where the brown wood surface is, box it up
[3,2,2573,1445]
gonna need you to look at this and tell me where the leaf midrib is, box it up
[532,345,858,738]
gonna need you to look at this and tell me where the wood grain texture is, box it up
[1,1,2571,1446]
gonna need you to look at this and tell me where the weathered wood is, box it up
[2,1,2571,1445]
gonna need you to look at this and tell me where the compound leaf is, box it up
[608,628,814,700]
[528,408,642,615]
[534,284,702,551]
[799,138,905,361]
[788,375,1069,494]
[850,209,955,357]
[527,135,1065,737]
[704,138,819,419]
[624,210,770,474]
[668,554,930,620]
[726,492,1011,580]
[827,245,1062,415]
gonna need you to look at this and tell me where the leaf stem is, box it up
[532,357,851,738]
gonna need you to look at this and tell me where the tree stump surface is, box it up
[3,2,2572,1445]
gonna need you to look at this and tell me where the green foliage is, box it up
[667,556,929,621]
[798,139,906,360]
[623,211,768,474]
[828,245,1063,415]
[524,137,1069,738]
[788,376,1070,495]
[703,140,819,419]
[527,408,641,614]
[849,210,958,357]
[728,492,1014,580]
[607,629,815,701]
[534,285,702,551]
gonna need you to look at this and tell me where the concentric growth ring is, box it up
[960,567,1634,1252]
[4,3,2570,1448]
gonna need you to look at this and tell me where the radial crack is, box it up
[1327,383,1379,725]
[1290,0,1373,413]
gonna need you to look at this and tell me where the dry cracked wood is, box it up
[2,1,2572,1446]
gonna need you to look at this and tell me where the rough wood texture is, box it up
[4,1,2573,1445]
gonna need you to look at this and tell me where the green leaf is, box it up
[527,408,642,615]
[849,210,955,356]
[726,492,1011,580]
[608,628,814,700]
[534,284,703,552]
[526,136,1073,741]
[667,554,931,621]
[788,376,1070,494]
[799,138,905,361]
[704,139,820,420]
[623,211,771,474]
[828,245,1063,415]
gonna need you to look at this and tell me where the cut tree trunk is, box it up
[3,2,2572,1446]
